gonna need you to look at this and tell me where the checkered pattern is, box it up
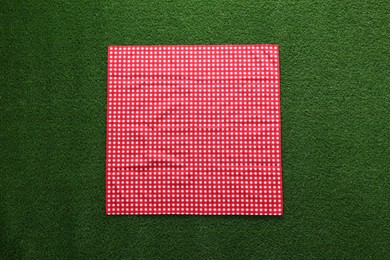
[106,44,283,215]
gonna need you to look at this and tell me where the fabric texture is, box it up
[106,44,283,215]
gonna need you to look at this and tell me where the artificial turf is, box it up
[1,0,389,259]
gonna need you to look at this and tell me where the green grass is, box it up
[1,0,389,258]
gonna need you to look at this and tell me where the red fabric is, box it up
[106,44,283,215]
